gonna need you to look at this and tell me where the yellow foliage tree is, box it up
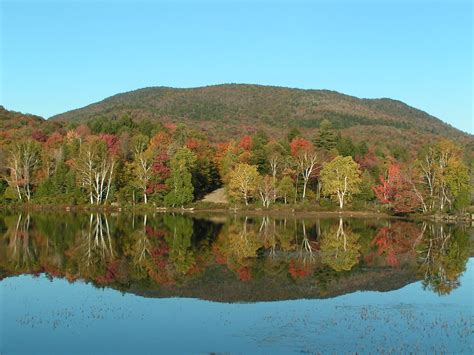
[321,156,362,209]
[228,163,260,205]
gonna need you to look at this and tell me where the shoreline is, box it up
[1,204,471,223]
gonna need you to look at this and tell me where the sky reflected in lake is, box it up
[1,212,473,354]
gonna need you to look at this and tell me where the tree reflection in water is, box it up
[6,213,36,269]
[320,218,360,272]
[0,212,470,299]
[416,223,470,295]
[82,213,115,267]
[163,214,195,276]
[131,214,151,268]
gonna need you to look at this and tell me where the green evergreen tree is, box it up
[314,119,338,150]
[164,147,196,207]
[287,127,302,142]
[336,136,356,157]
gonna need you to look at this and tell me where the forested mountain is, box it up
[0,105,44,131]
[50,84,471,145]
[1,86,472,212]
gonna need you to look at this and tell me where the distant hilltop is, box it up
[48,84,471,144]
[2,84,472,149]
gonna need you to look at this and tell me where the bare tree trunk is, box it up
[104,159,115,203]
[294,174,299,204]
[302,178,308,201]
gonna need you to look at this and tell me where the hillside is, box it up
[49,84,472,146]
[0,105,44,130]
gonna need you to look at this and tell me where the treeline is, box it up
[0,118,472,214]
[297,112,412,130]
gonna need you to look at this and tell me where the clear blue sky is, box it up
[1,0,472,133]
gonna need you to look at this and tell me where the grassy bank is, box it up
[2,201,472,223]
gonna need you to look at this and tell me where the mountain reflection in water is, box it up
[0,212,471,301]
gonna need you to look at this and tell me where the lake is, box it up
[0,212,473,354]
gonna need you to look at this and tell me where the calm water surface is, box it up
[0,212,473,354]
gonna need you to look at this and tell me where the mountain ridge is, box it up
[49,84,470,140]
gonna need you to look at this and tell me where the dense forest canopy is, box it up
[0,85,472,214]
[50,84,471,145]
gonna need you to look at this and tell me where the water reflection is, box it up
[5,213,36,269]
[82,213,115,267]
[0,212,471,300]
[320,218,360,272]
[417,224,470,295]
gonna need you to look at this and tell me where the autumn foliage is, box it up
[372,164,420,213]
[0,104,470,214]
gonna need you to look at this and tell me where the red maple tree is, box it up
[373,163,419,213]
